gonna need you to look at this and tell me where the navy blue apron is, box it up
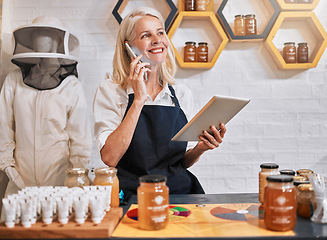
[117,85,204,197]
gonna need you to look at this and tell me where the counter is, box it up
[116,193,327,240]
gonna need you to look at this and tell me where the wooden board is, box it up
[0,207,122,239]
[113,204,296,238]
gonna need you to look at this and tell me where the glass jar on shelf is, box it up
[297,42,309,63]
[185,0,195,11]
[297,183,315,218]
[93,167,120,207]
[284,0,296,3]
[195,0,208,11]
[234,15,245,36]
[197,42,208,62]
[283,42,296,63]
[244,14,257,35]
[184,41,197,62]
[64,168,90,188]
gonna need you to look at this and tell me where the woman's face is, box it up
[132,16,168,65]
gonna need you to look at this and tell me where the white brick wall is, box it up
[1,0,327,194]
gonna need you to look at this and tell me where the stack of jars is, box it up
[234,14,257,36]
[185,0,209,11]
[284,0,313,3]
[283,42,309,63]
[184,42,208,62]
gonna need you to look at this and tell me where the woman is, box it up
[93,7,226,196]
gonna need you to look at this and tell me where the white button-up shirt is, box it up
[93,79,196,152]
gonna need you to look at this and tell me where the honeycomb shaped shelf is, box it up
[112,0,178,31]
[265,11,327,69]
[167,11,228,69]
[217,0,280,42]
[276,0,319,11]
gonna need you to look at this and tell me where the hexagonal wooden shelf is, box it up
[167,11,229,69]
[217,0,280,42]
[265,11,327,69]
[112,0,178,31]
[276,0,319,11]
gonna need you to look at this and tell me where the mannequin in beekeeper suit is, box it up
[0,16,92,199]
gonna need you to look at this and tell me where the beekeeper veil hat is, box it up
[11,16,79,90]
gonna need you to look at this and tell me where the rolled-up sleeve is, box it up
[93,80,126,152]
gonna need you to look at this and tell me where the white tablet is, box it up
[172,95,250,142]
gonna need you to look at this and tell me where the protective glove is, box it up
[4,166,26,190]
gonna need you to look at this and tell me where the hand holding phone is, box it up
[125,42,148,81]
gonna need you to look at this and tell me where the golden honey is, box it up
[93,167,120,207]
[137,175,169,230]
[259,163,279,204]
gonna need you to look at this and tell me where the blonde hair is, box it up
[112,7,176,89]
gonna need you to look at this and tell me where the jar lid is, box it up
[298,42,307,46]
[293,179,310,186]
[260,163,279,169]
[296,169,314,175]
[279,169,296,176]
[185,41,196,45]
[284,42,295,45]
[140,175,167,183]
[198,42,208,45]
[266,175,293,183]
[298,183,313,192]
[235,14,244,18]
[245,14,255,18]
[66,168,88,175]
[94,167,117,175]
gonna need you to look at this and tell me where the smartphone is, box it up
[125,42,148,81]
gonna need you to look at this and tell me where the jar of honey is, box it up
[195,0,208,11]
[244,14,257,35]
[64,168,90,188]
[137,175,169,231]
[185,0,195,11]
[234,15,245,36]
[264,175,297,231]
[259,163,279,204]
[283,42,296,63]
[184,42,196,62]
[297,183,315,219]
[197,42,208,62]
[93,167,120,207]
[297,42,309,63]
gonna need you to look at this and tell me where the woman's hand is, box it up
[196,123,226,152]
[128,55,150,105]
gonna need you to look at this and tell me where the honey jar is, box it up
[283,42,296,63]
[297,183,315,218]
[185,0,195,11]
[234,15,245,36]
[93,167,120,207]
[264,175,297,231]
[259,163,279,204]
[195,0,208,11]
[244,14,257,35]
[197,42,208,62]
[137,175,169,230]
[297,42,309,63]
[64,168,90,188]
[184,41,196,62]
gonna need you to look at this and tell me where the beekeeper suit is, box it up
[0,16,92,197]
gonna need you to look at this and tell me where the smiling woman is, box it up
[93,7,227,200]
